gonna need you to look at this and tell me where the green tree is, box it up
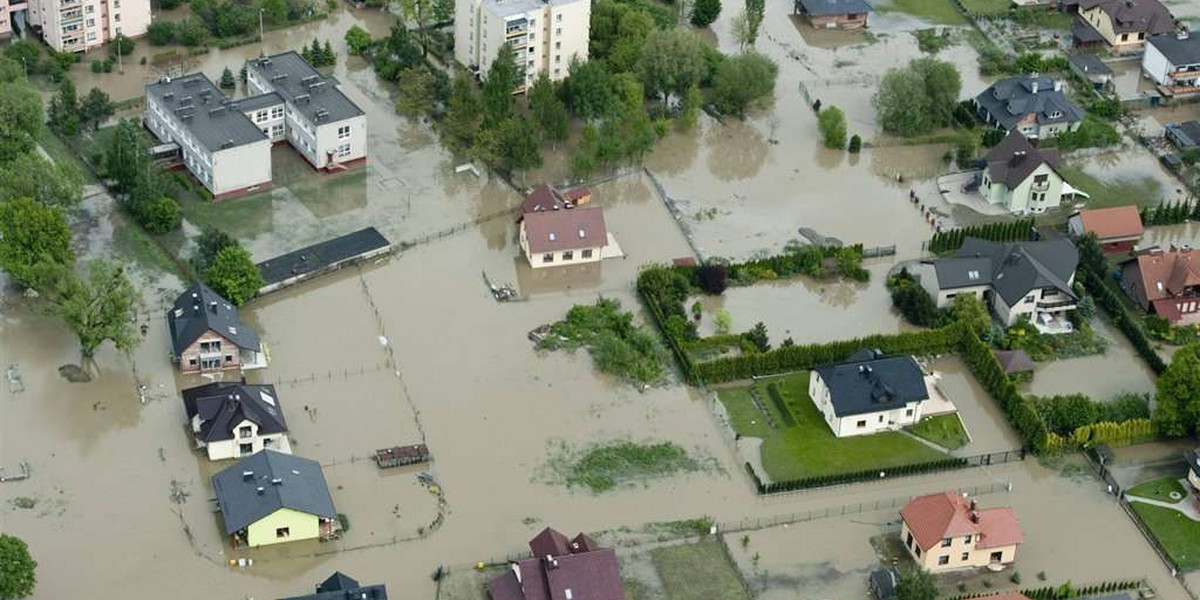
[481,43,520,127]
[745,321,770,351]
[399,0,436,55]
[441,74,483,148]
[874,58,961,137]
[913,57,961,131]
[528,74,569,144]
[345,25,373,55]
[639,28,708,102]
[48,78,80,135]
[743,0,764,46]
[193,227,239,272]
[677,84,702,129]
[690,0,720,27]
[107,120,149,193]
[80,87,115,130]
[203,245,263,306]
[563,59,617,119]
[261,0,288,24]
[0,534,36,600]
[3,41,39,72]
[817,105,847,149]
[0,153,84,208]
[0,198,74,289]
[895,569,938,600]
[848,134,862,153]
[713,308,732,333]
[176,16,208,46]
[0,82,43,161]
[219,67,236,89]
[711,52,777,117]
[396,66,436,116]
[108,34,136,58]
[37,261,141,358]
[950,293,990,336]
[146,21,177,45]
[1153,343,1200,436]
[499,118,543,175]
[433,0,454,21]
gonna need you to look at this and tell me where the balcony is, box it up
[1036,298,1076,311]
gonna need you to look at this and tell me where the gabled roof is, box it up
[523,185,592,214]
[212,450,336,535]
[278,572,389,600]
[490,529,627,600]
[974,76,1085,132]
[167,281,261,356]
[1072,206,1144,240]
[1068,53,1112,76]
[797,0,872,16]
[256,227,390,287]
[1079,0,1175,35]
[945,238,1080,305]
[1123,247,1200,301]
[181,382,287,443]
[985,131,1062,189]
[1148,33,1200,66]
[524,206,608,254]
[813,350,928,417]
[900,492,1025,552]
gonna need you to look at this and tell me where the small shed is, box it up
[374,444,431,468]
[1068,53,1112,90]
[993,349,1036,374]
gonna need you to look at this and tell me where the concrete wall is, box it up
[545,0,589,81]
[315,114,367,169]
[1143,40,1173,84]
[211,139,273,197]
[808,372,922,438]
[243,102,287,142]
[245,507,321,547]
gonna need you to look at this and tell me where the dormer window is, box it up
[578,228,586,238]
[548,232,557,241]
[968,270,980,280]
[1049,110,1062,119]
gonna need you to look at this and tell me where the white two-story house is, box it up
[182,382,291,461]
[980,131,1086,215]
[1143,32,1200,96]
[809,350,929,438]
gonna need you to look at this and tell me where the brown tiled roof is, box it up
[490,529,627,600]
[1079,0,1175,35]
[523,185,592,214]
[900,492,1024,552]
[1126,248,1200,302]
[524,207,607,254]
[530,527,571,558]
[985,131,1061,189]
[1075,206,1144,240]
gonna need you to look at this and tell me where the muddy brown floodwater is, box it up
[1022,317,1158,399]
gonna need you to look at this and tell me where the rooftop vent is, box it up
[256,486,265,495]
[271,478,283,485]
[296,94,311,104]
[209,106,227,116]
[272,73,288,82]
[243,470,254,480]
[301,74,319,85]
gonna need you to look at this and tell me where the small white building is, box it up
[455,0,590,91]
[182,382,291,461]
[808,350,928,438]
[914,237,1080,331]
[1143,32,1200,96]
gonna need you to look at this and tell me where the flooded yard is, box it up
[1061,145,1187,213]
[1022,318,1158,399]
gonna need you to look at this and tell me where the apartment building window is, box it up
[555,27,561,35]
[255,110,268,123]
[555,54,560,63]
[114,0,120,6]
[261,127,268,136]
[114,13,120,21]
[86,5,93,11]
[86,18,94,26]
[115,27,121,34]
[337,125,351,139]
[555,41,560,49]
[554,68,560,76]
[271,124,284,137]
[337,143,351,158]
[270,106,284,119]
[556,13,561,21]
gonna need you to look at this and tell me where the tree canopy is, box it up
[1153,343,1200,436]
[0,198,74,289]
[895,569,938,600]
[874,57,962,137]
[0,153,84,209]
[818,105,847,149]
[0,534,36,600]
[0,83,43,162]
[691,0,721,27]
[36,261,141,358]
[203,245,264,306]
[711,52,777,117]
[639,28,708,102]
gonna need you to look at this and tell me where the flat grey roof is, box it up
[798,0,872,16]
[247,51,363,125]
[1148,33,1200,67]
[482,0,584,17]
[146,73,267,153]
[231,91,284,114]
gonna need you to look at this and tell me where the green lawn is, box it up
[1058,165,1164,211]
[959,0,1009,17]
[1130,502,1200,570]
[651,539,751,600]
[717,373,950,481]
[1127,476,1188,504]
[906,414,970,450]
[878,0,968,25]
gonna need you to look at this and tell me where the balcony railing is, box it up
[1037,299,1076,310]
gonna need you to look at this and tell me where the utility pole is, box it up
[259,9,265,41]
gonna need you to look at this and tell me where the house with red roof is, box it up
[1068,206,1145,254]
[488,527,627,600]
[1121,245,1200,324]
[899,492,1024,573]
[519,185,609,269]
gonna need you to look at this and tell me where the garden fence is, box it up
[753,448,1025,495]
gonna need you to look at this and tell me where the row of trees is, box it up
[4,40,77,83]
[926,218,1036,253]
[106,120,183,234]
[1140,199,1199,226]
[48,79,115,136]
[300,39,337,67]
[146,17,216,47]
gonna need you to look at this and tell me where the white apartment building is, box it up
[144,52,367,200]
[245,51,367,170]
[455,0,590,91]
[26,0,150,52]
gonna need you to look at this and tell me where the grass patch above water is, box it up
[906,414,969,450]
[1129,501,1200,570]
[651,539,751,600]
[539,298,668,387]
[717,372,950,481]
[545,440,713,494]
[878,0,968,25]
[1127,476,1188,504]
[1059,165,1165,211]
[959,0,1009,16]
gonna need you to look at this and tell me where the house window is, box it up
[562,251,574,261]
[338,125,351,139]
[941,539,952,548]
[1025,294,1035,303]
[906,532,914,548]
[915,547,922,557]
[938,556,950,566]
[581,249,593,259]
[961,552,970,561]
[276,527,291,539]
[337,143,351,158]
[856,419,867,428]
[878,415,884,422]
[272,124,284,137]
[225,354,233,363]
[239,442,253,455]
[263,437,274,448]
[964,535,972,543]
[239,425,253,439]
[543,253,554,263]
[905,408,913,417]
[1121,33,1128,41]
[189,358,197,366]
[990,551,1003,562]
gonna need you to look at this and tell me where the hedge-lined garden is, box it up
[927,218,1035,253]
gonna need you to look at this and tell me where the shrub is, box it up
[697,263,728,294]
[141,196,182,234]
[848,134,862,153]
[888,268,939,327]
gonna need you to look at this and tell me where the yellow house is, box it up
[212,450,339,547]
[1077,0,1176,54]
[899,492,1025,573]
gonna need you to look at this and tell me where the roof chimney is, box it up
[1053,79,1062,92]
[256,486,265,495]
[969,511,980,523]
[242,470,254,480]
[209,301,218,314]
[1031,80,1039,94]
[271,478,283,485]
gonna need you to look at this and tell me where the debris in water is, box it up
[168,479,190,505]
[58,364,91,383]
[10,496,37,509]
[379,336,389,346]
[0,462,32,483]
[5,364,24,393]
[482,270,518,301]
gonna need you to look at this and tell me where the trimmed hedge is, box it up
[1076,234,1167,375]
[928,218,1035,253]
[945,579,1140,600]
[957,325,1049,453]
[757,456,970,494]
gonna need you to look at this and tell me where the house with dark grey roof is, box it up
[167,281,267,374]
[144,73,274,200]
[279,572,388,600]
[1076,0,1176,53]
[980,131,1087,215]
[974,75,1085,140]
[182,382,290,461]
[1144,32,1200,95]
[246,51,367,172]
[794,0,871,29]
[488,527,627,600]
[808,350,930,438]
[915,237,1080,330]
[212,450,339,547]
[1068,53,1113,90]
[1166,121,1200,149]
[256,227,391,295]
